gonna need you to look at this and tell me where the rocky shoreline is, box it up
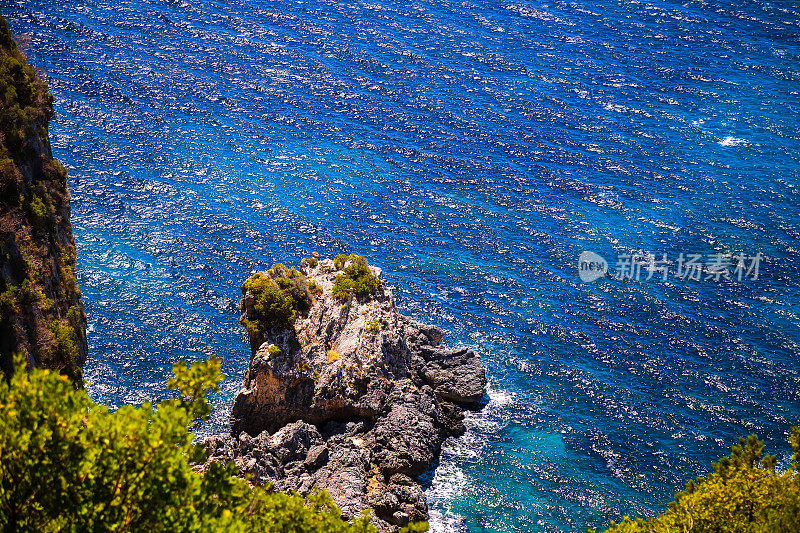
[205,255,486,531]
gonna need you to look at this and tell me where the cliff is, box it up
[0,16,87,383]
[205,254,486,531]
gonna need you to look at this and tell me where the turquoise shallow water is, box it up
[3,0,800,530]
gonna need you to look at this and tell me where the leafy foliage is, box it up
[48,319,81,371]
[332,254,379,303]
[242,264,313,333]
[601,430,800,533]
[309,280,323,297]
[0,355,384,532]
[0,15,54,156]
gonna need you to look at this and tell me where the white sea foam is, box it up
[718,136,748,146]
[482,379,515,405]
[426,383,513,532]
[427,461,469,533]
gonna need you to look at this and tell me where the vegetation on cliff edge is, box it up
[0,355,426,532]
[598,429,800,533]
[242,254,380,332]
[332,254,379,303]
[0,16,53,156]
[242,264,313,333]
[0,15,87,384]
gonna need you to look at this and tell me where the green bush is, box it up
[0,15,54,156]
[270,264,312,312]
[48,320,80,371]
[365,320,381,334]
[242,265,313,333]
[28,194,48,230]
[0,355,382,532]
[332,254,379,303]
[309,280,323,297]
[242,273,295,332]
[333,254,351,270]
[0,286,18,316]
[600,430,800,533]
[16,279,42,305]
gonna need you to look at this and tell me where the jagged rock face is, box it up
[210,257,487,531]
[0,16,87,384]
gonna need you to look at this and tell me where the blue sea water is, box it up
[3,0,800,530]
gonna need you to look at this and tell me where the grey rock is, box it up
[206,257,487,531]
[305,444,329,469]
[418,346,487,404]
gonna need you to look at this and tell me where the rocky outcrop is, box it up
[0,16,87,384]
[206,255,486,531]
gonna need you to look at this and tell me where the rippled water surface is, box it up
[3,0,800,530]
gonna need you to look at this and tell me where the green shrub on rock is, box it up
[333,254,351,271]
[309,280,323,297]
[0,16,54,154]
[242,265,313,333]
[27,194,48,229]
[242,273,295,333]
[48,320,80,370]
[332,254,379,303]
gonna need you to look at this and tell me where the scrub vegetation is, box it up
[0,15,86,383]
[0,355,404,532]
[332,254,379,303]
[599,430,800,533]
[242,264,313,333]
